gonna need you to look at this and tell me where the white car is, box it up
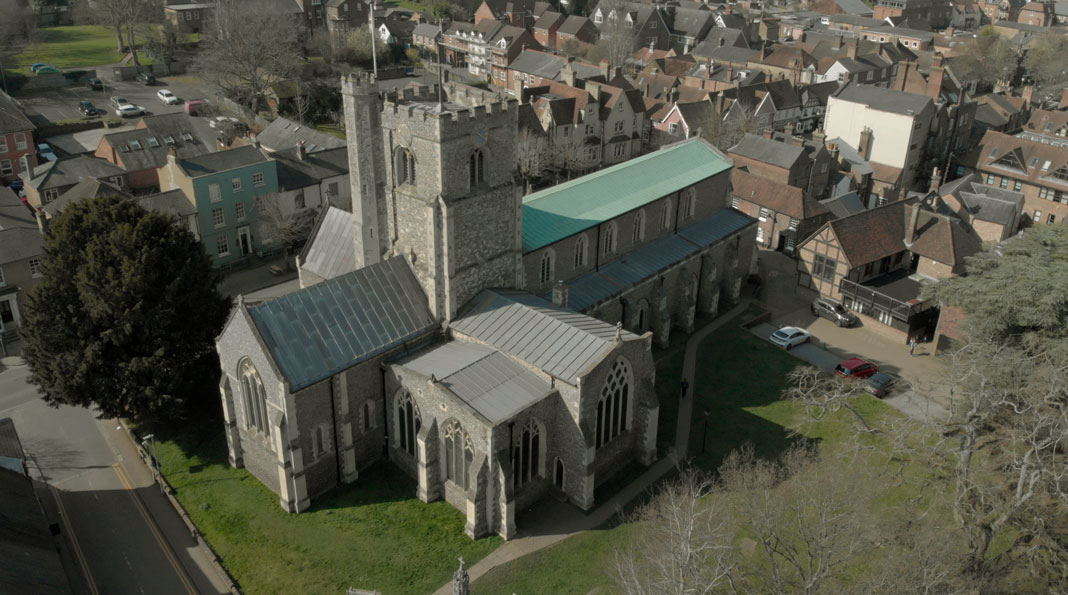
[769,326,811,350]
[157,89,179,104]
[209,116,241,129]
[115,104,146,118]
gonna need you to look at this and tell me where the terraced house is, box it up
[157,145,281,268]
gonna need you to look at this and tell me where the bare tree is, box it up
[293,90,311,125]
[554,133,596,181]
[198,0,303,112]
[591,0,637,69]
[953,27,1017,90]
[78,0,128,51]
[144,20,181,72]
[613,470,737,595]
[516,128,551,193]
[256,192,319,270]
[699,103,760,151]
[1023,31,1068,101]
[0,0,34,89]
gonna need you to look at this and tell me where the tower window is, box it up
[469,149,485,186]
[394,148,416,186]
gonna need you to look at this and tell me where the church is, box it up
[214,73,756,539]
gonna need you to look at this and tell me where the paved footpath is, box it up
[432,301,753,594]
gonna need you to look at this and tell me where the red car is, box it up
[834,357,878,379]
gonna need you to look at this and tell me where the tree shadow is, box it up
[20,436,92,481]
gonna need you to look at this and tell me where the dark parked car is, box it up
[834,357,879,379]
[812,297,858,327]
[78,100,98,116]
[136,72,156,85]
[864,372,898,398]
[86,77,103,90]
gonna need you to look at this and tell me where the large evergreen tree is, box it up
[21,196,231,423]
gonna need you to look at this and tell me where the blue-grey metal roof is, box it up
[553,209,753,311]
[300,206,356,281]
[451,289,633,384]
[397,342,554,423]
[248,257,436,391]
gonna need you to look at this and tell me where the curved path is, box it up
[432,300,752,594]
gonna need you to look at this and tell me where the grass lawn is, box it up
[316,124,347,139]
[154,424,501,594]
[473,316,911,594]
[12,25,153,75]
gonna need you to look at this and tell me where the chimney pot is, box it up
[552,280,569,307]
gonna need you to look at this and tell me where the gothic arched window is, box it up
[396,391,421,456]
[596,357,633,448]
[660,198,673,230]
[394,148,416,186]
[603,222,617,257]
[636,299,649,332]
[469,149,485,186]
[574,234,588,269]
[239,359,270,438]
[632,210,646,243]
[684,188,697,219]
[443,420,474,490]
[539,249,554,284]
[513,419,542,489]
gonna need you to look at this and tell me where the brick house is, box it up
[94,113,211,193]
[532,10,565,50]
[325,0,370,39]
[555,15,598,51]
[591,1,672,55]
[1016,1,1054,25]
[163,3,213,34]
[0,91,36,185]
[796,196,982,340]
[967,129,1068,226]
[730,167,833,253]
[873,0,952,28]
[0,188,41,340]
[937,172,1024,242]
[474,0,547,27]
[728,133,836,198]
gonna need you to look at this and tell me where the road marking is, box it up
[111,463,197,595]
[50,485,100,595]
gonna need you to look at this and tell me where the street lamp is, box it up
[141,433,163,494]
[700,409,711,454]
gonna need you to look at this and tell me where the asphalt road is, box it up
[0,362,230,594]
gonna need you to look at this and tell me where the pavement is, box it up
[432,300,755,595]
[0,341,232,594]
[216,254,300,301]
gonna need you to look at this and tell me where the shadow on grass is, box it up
[311,463,416,510]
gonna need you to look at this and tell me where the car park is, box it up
[834,357,878,379]
[812,297,858,327]
[136,72,156,85]
[115,104,146,118]
[864,372,898,398]
[157,89,179,104]
[86,77,103,90]
[78,100,98,116]
[38,143,57,162]
[109,96,129,109]
[183,99,206,115]
[769,326,811,350]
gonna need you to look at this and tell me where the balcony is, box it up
[838,269,935,330]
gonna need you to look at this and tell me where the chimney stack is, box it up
[926,53,945,101]
[298,138,307,161]
[599,59,610,80]
[1022,85,1035,107]
[846,37,858,59]
[552,280,569,307]
[859,127,873,160]
[904,202,922,246]
[930,167,942,192]
[34,206,48,235]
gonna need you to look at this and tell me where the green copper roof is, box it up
[521,139,732,252]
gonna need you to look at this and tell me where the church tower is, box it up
[378,86,523,321]
[341,73,390,268]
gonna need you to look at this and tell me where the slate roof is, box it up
[522,139,732,251]
[299,206,356,281]
[832,82,933,116]
[0,187,35,231]
[177,145,269,178]
[253,116,347,154]
[533,10,564,29]
[101,123,210,172]
[908,209,983,266]
[0,91,34,134]
[819,191,866,218]
[271,146,348,191]
[691,28,749,56]
[246,257,436,391]
[413,23,442,39]
[729,133,805,170]
[0,464,72,595]
[508,50,569,79]
[940,173,1023,226]
[0,228,43,265]
[397,342,554,423]
[23,155,125,191]
[558,15,592,35]
[690,44,757,64]
[451,289,636,384]
[835,0,874,15]
[137,189,197,218]
[41,178,130,217]
[671,7,716,38]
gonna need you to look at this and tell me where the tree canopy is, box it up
[21,196,231,423]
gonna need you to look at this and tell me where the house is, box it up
[949,0,983,28]
[157,145,281,268]
[532,10,565,50]
[654,100,717,142]
[873,0,953,28]
[37,178,131,222]
[1019,108,1068,142]
[441,20,541,82]
[506,51,602,91]
[556,15,598,51]
[0,91,36,184]
[859,25,934,50]
[748,45,819,85]
[326,0,371,39]
[1016,1,1054,25]
[94,113,211,193]
[474,0,548,27]
[19,155,127,210]
[271,143,350,215]
[972,93,1031,139]
[591,1,672,56]
[252,116,347,154]
[379,20,416,45]
[810,0,875,16]
[163,3,213,34]
[967,129,1068,226]
[690,27,750,61]
[0,189,41,339]
[412,22,442,56]
[936,172,1024,242]
[666,6,717,55]
[137,189,200,239]
[980,0,1026,22]
[797,196,982,341]
[729,167,833,253]
[728,132,835,196]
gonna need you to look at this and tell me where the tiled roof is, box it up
[247,257,436,391]
[971,130,1068,189]
[731,168,827,220]
[534,10,564,29]
[298,206,356,281]
[23,155,125,191]
[137,188,197,218]
[522,139,732,251]
[0,228,43,265]
[825,198,916,267]
[558,15,592,35]
[0,91,34,134]
[42,178,130,217]
[0,187,35,231]
[397,342,554,423]
[253,116,347,154]
[451,289,636,384]
[908,208,983,267]
[101,120,209,173]
[832,82,933,116]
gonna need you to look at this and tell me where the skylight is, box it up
[147,137,160,147]
[182,132,194,141]
[164,135,176,145]
[129,139,142,150]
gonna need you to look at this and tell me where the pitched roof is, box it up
[0,91,34,134]
[0,228,43,265]
[832,82,933,116]
[907,208,982,266]
[137,188,197,218]
[298,206,356,281]
[23,155,125,191]
[970,129,1068,189]
[0,461,72,595]
[522,139,732,251]
[100,123,209,173]
[731,168,827,220]
[177,145,269,178]
[271,146,348,190]
[729,133,806,170]
[41,178,130,217]
[533,10,564,29]
[246,257,436,391]
[0,187,35,231]
[413,23,442,38]
[397,341,554,423]
[451,289,636,384]
[558,14,592,35]
[835,0,874,15]
[824,198,916,267]
[253,116,347,154]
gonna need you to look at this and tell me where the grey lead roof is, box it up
[451,289,634,384]
[299,206,356,281]
[247,257,436,391]
[730,134,806,169]
[833,82,933,116]
[397,342,554,423]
